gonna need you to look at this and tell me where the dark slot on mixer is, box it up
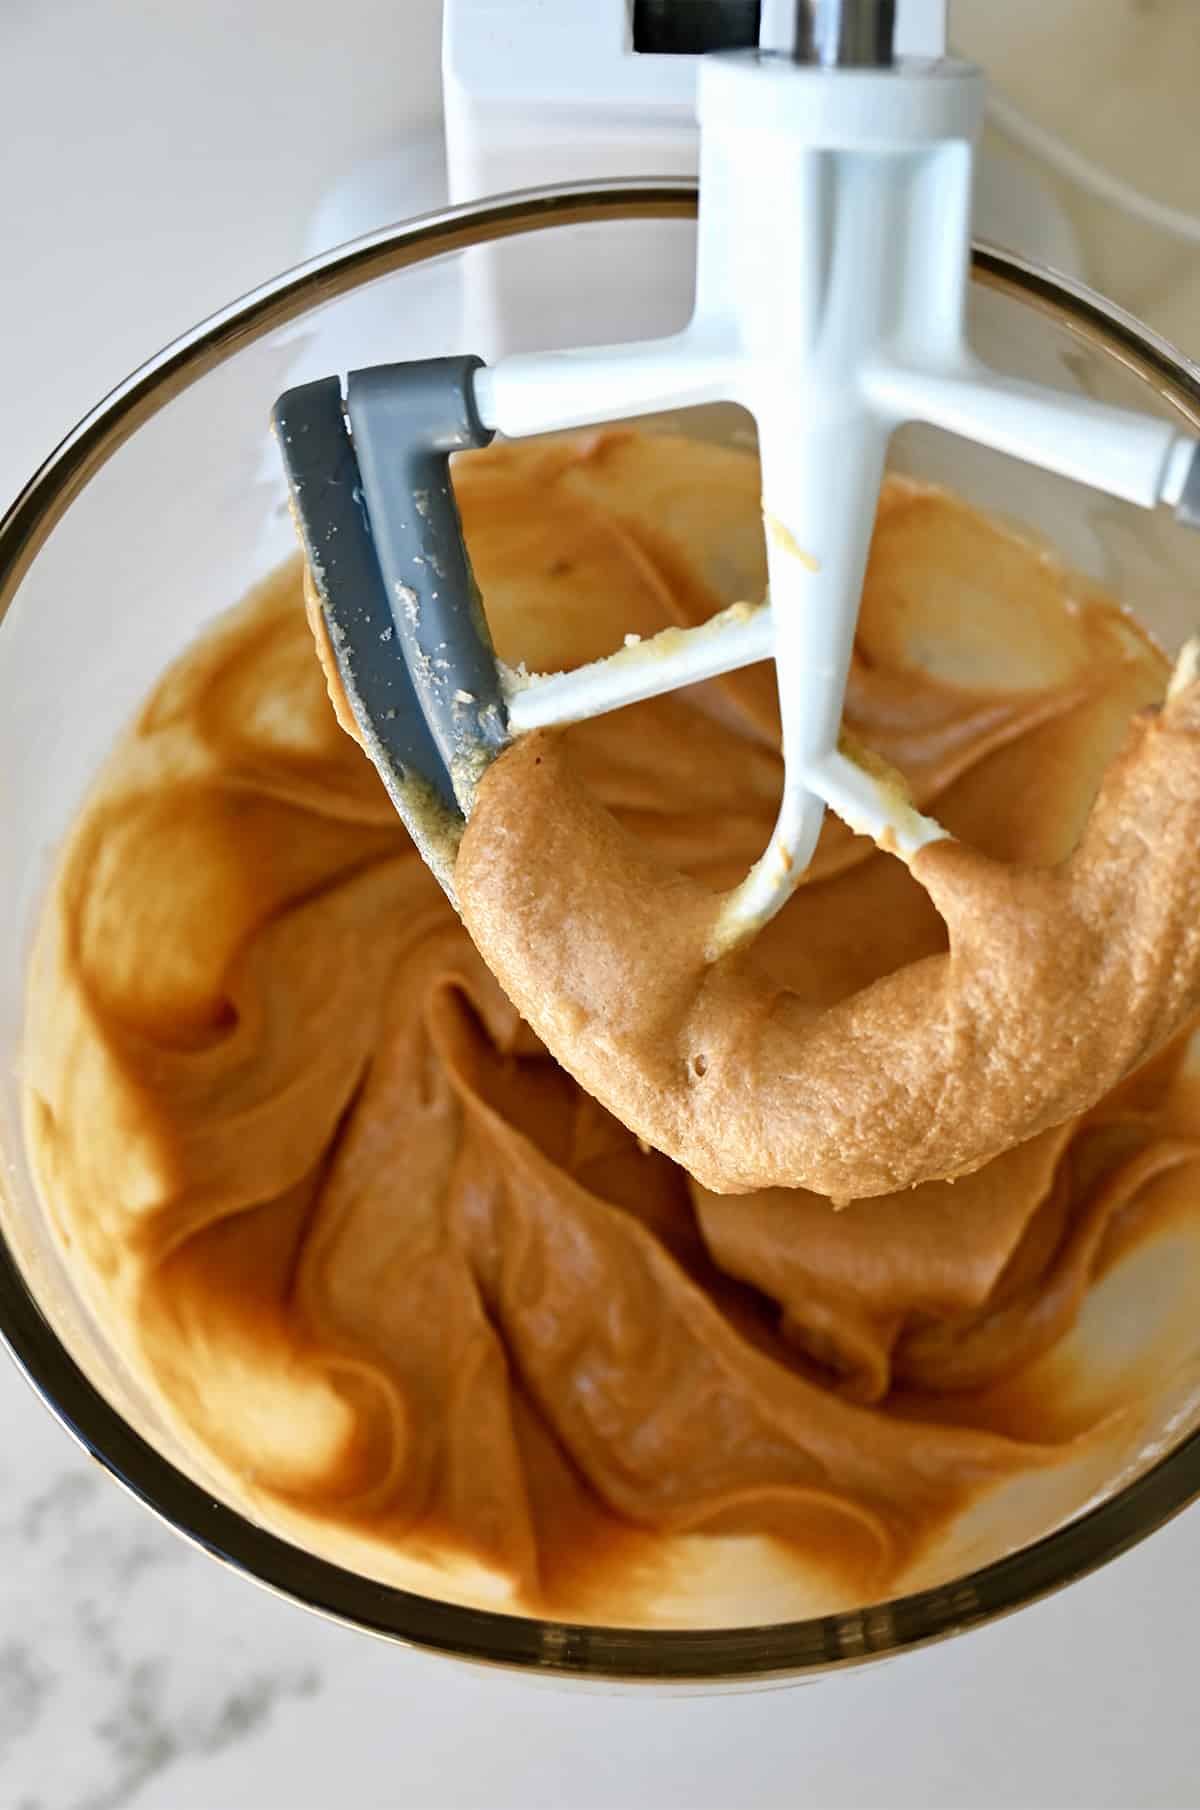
[631,0,762,55]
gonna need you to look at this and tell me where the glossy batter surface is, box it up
[25,433,1200,1622]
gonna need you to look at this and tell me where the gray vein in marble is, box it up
[0,1370,328,1810]
[0,1641,55,1756]
[77,1661,320,1810]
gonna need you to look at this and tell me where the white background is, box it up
[2,3,1200,1806]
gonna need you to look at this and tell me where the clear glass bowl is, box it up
[2,183,1200,1686]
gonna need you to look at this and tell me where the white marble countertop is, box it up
[3,4,1200,1806]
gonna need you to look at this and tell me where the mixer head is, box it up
[275,0,1200,949]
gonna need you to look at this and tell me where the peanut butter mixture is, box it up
[461,631,1200,1203]
[24,432,1200,1623]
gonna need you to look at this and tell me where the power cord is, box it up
[985,83,1200,250]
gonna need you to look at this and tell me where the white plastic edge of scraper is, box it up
[505,603,774,734]
[866,366,1195,511]
[805,750,950,859]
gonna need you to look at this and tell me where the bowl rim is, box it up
[3,179,1200,1684]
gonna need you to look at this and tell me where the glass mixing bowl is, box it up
[2,183,1200,1686]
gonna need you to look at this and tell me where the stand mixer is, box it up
[275,0,1200,952]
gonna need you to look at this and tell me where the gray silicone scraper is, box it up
[272,358,510,894]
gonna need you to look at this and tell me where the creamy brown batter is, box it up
[24,431,1200,1623]
[460,574,1200,1202]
